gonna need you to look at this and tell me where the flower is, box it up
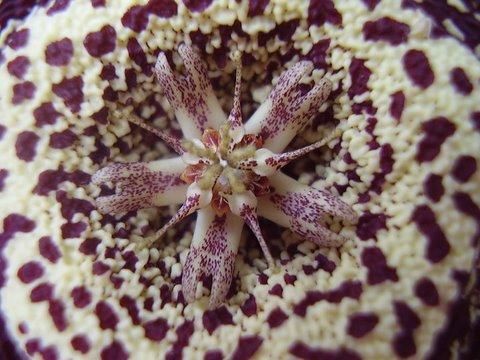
[92,44,357,309]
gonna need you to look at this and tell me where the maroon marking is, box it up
[231,335,263,360]
[52,76,84,113]
[17,261,44,283]
[0,124,5,140]
[34,168,90,196]
[92,262,109,276]
[165,320,194,359]
[307,0,342,27]
[119,296,140,325]
[56,191,95,221]
[49,129,77,149]
[453,192,480,225]
[15,131,39,162]
[356,211,387,241]
[403,49,434,89]
[7,56,30,79]
[100,65,117,80]
[451,155,477,183]
[45,38,73,66]
[25,339,40,356]
[71,286,91,308]
[0,169,8,192]
[361,247,398,285]
[423,174,444,203]
[205,350,223,360]
[306,39,330,70]
[83,25,116,58]
[276,19,299,41]
[182,0,213,12]
[100,341,129,360]
[450,67,473,95]
[416,117,456,163]
[202,306,234,334]
[95,301,119,330]
[12,81,36,104]
[147,0,178,17]
[267,307,288,328]
[71,335,90,354]
[47,0,70,15]
[389,91,405,121]
[79,237,101,256]
[248,0,269,17]
[414,277,440,306]
[241,295,257,317]
[127,38,151,75]
[362,0,380,10]
[284,273,297,284]
[394,301,421,331]
[143,318,169,341]
[92,107,109,125]
[363,17,410,45]
[471,112,480,132]
[6,29,29,49]
[392,330,416,358]
[49,299,68,331]
[268,283,283,297]
[412,205,450,263]
[34,102,61,127]
[40,346,58,360]
[18,323,28,334]
[30,282,54,302]
[121,5,148,32]
[348,58,371,98]
[347,312,379,338]
[125,68,137,90]
[91,0,106,6]
[290,342,361,360]
[39,236,61,263]
[61,221,87,239]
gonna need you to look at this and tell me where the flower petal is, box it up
[155,44,227,139]
[226,56,245,144]
[227,191,274,267]
[257,173,357,247]
[92,157,188,214]
[244,61,332,152]
[182,207,244,309]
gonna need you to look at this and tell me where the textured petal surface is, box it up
[182,207,244,309]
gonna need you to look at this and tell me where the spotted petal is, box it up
[155,44,227,139]
[244,61,332,153]
[226,56,246,144]
[258,173,357,247]
[182,207,244,309]
[92,157,188,214]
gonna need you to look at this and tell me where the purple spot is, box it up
[414,277,440,306]
[15,131,39,162]
[356,211,387,241]
[241,295,257,317]
[268,284,283,297]
[412,205,450,263]
[451,155,477,183]
[348,58,371,99]
[231,335,263,360]
[144,318,169,341]
[47,0,71,15]
[393,301,421,331]
[49,299,68,331]
[452,192,480,230]
[45,38,74,66]
[284,273,297,284]
[0,125,5,140]
[423,174,444,203]
[100,65,117,80]
[390,91,405,121]
[92,261,109,275]
[125,68,137,90]
[95,301,119,330]
[450,67,473,95]
[100,341,128,360]
[306,39,330,70]
[127,38,151,75]
[403,49,434,89]
[202,306,234,335]
[205,350,223,360]
[7,56,30,79]
[6,29,29,49]
[91,0,106,6]
[83,25,116,58]
[71,335,90,354]
[267,307,288,328]
[52,76,84,113]
[307,0,341,27]
[248,0,269,17]
[121,6,148,32]
[392,330,416,358]
[61,221,87,239]
[147,0,178,18]
[56,191,95,222]
[71,286,91,308]
[92,107,109,125]
[79,237,101,256]
[347,312,379,338]
[363,17,410,45]
[39,236,61,263]
[12,81,36,104]
[182,0,213,12]
[471,112,480,132]
[30,282,54,302]
[416,117,456,163]
[119,296,140,323]
[362,0,380,10]
[33,168,68,196]
[17,261,44,283]
[34,102,61,127]
[361,247,398,285]
[290,342,362,360]
[277,19,299,41]
[40,346,58,360]
[165,320,194,359]
[49,129,77,149]
[25,339,40,356]
[0,169,8,192]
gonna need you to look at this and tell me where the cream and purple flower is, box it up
[92,44,357,309]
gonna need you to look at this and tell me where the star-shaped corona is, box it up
[92,44,357,309]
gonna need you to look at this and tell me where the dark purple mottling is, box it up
[451,155,476,183]
[45,38,74,66]
[423,173,444,203]
[363,17,410,45]
[83,25,116,57]
[403,49,434,89]
[15,131,39,162]
[416,117,456,163]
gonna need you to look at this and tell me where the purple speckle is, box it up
[267,307,288,328]
[0,169,8,192]
[49,299,68,331]
[45,38,74,66]
[12,81,36,104]
[392,330,416,358]
[231,335,263,360]
[306,39,330,70]
[423,174,444,203]
[414,277,440,306]
[127,38,151,75]
[361,247,398,285]
[248,0,269,17]
[100,65,117,80]
[356,211,387,241]
[119,296,140,324]
[34,102,61,127]
[348,58,371,99]
[268,283,283,297]
[202,306,234,335]
[7,56,30,79]
[2,213,35,235]
[17,261,44,284]
[205,350,224,360]
[452,192,480,231]
[15,131,39,162]
[83,25,116,58]
[52,76,84,113]
[390,91,405,121]
[403,49,434,89]
[241,295,257,317]
[30,282,54,302]
[394,301,421,331]
[25,339,40,356]
[71,335,90,354]
[182,0,213,12]
[450,67,473,95]
[49,129,77,149]
[121,6,148,32]
[0,125,5,140]
[95,301,119,330]
[6,29,29,49]
[362,0,380,10]
[307,0,342,27]
[412,205,450,263]
[92,261,109,275]
[290,342,361,360]
[40,346,58,360]
[56,191,95,222]
[47,0,71,15]
[471,112,480,132]
[451,155,477,183]
[39,236,61,263]
[143,318,169,341]
[71,286,91,308]
[363,17,410,45]
[416,117,456,163]
[347,312,379,338]
[79,237,101,256]
[100,341,128,360]
[61,221,87,239]
[147,0,178,18]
